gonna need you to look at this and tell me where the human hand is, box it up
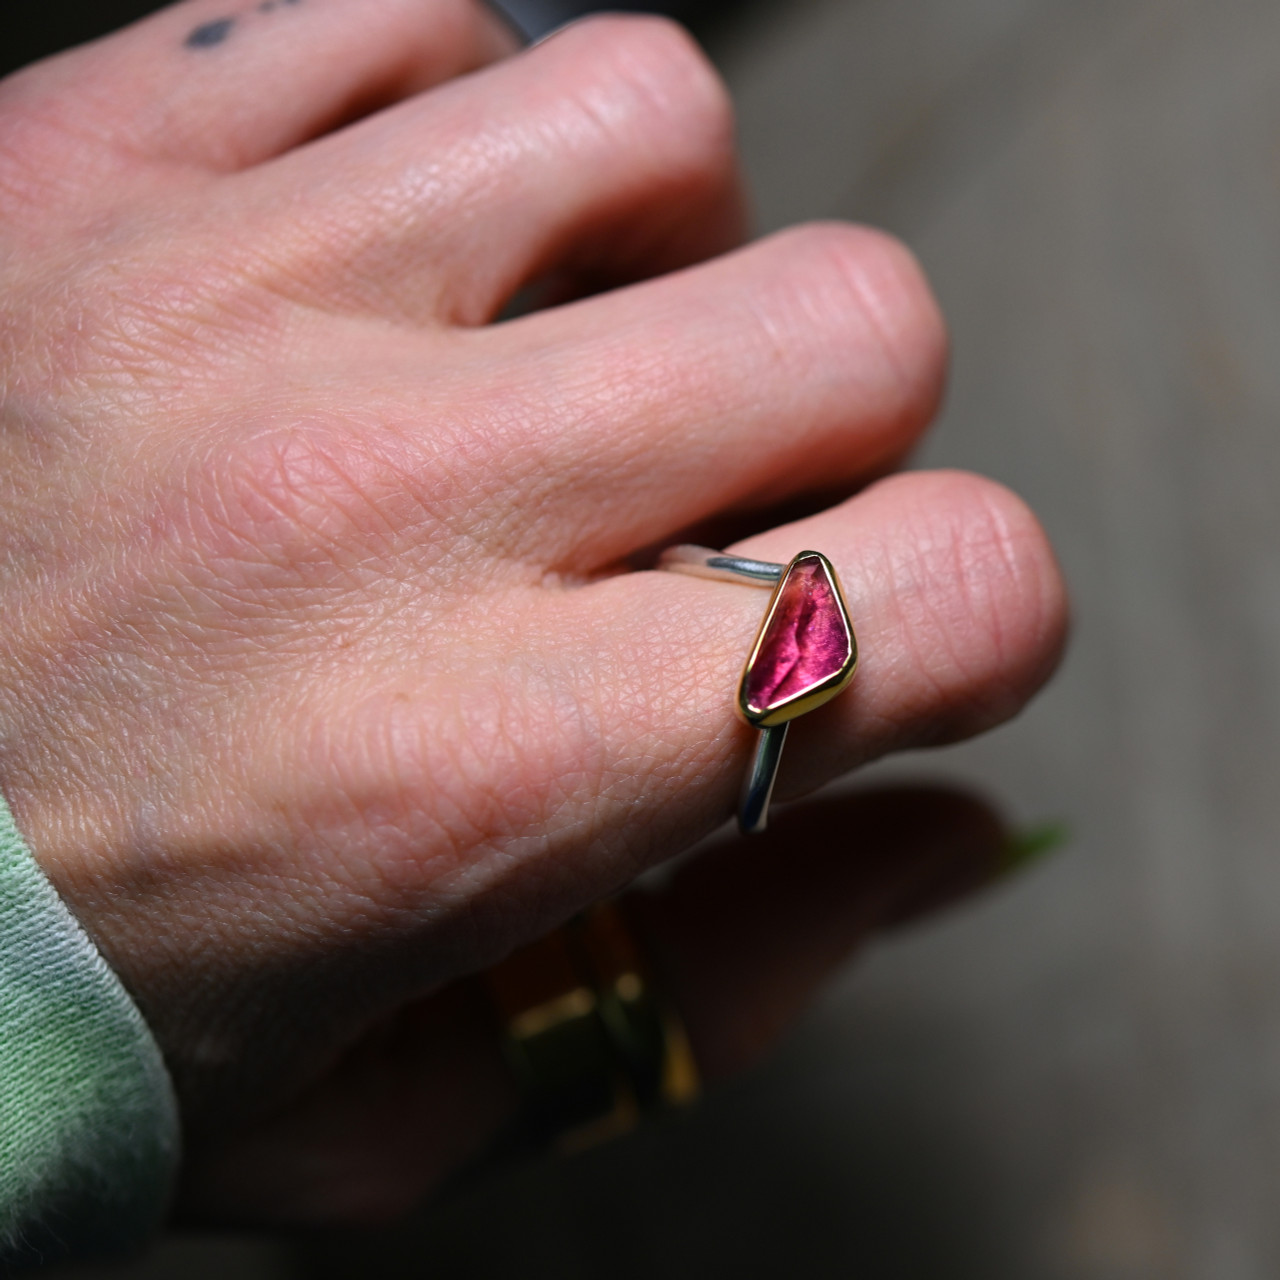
[0,0,1066,1222]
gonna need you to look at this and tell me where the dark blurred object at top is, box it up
[491,0,727,40]
[1,0,745,78]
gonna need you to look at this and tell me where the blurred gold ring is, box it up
[486,900,699,1151]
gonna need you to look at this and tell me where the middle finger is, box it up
[243,15,744,325]
[472,220,948,571]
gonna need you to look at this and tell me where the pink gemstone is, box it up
[742,555,853,720]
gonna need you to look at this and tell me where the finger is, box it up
[630,785,1009,1079]
[329,222,943,575]
[252,14,745,324]
[264,472,1059,953]
[200,472,1057,999]
[562,470,1066,853]
[3,0,518,173]
[178,785,1009,1224]
[459,222,946,569]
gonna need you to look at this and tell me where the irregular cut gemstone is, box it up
[741,554,854,722]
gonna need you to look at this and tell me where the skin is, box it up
[0,0,1067,1225]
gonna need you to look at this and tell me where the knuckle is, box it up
[386,0,498,67]
[555,15,734,164]
[965,478,1069,685]
[305,659,610,916]
[0,96,84,218]
[769,222,949,415]
[5,268,215,414]
[3,235,296,421]
[181,420,399,581]
[0,64,142,221]
[892,470,1067,716]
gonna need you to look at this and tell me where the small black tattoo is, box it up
[185,17,235,48]
[258,1,276,10]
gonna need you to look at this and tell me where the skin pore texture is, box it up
[0,0,1067,1224]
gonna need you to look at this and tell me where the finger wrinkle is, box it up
[840,231,948,416]
[857,472,1067,737]
[764,225,946,421]
[557,17,732,169]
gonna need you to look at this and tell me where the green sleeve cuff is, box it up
[0,792,179,1270]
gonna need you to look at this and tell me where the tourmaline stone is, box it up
[740,553,855,725]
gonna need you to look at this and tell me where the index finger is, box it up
[0,0,518,174]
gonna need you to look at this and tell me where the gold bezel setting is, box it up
[736,550,858,729]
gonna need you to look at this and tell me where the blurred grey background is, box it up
[31,0,1280,1274]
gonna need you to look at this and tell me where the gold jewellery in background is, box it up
[487,900,699,1151]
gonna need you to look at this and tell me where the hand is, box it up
[0,0,1066,1223]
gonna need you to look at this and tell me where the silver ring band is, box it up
[658,544,784,587]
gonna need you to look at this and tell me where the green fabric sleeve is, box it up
[0,791,179,1270]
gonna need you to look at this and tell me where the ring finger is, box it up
[302,469,1064,943]
[479,221,948,569]
[522,469,1065,881]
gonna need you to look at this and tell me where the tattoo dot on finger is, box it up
[185,18,235,48]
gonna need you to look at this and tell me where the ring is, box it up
[659,545,858,834]
[487,901,700,1152]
